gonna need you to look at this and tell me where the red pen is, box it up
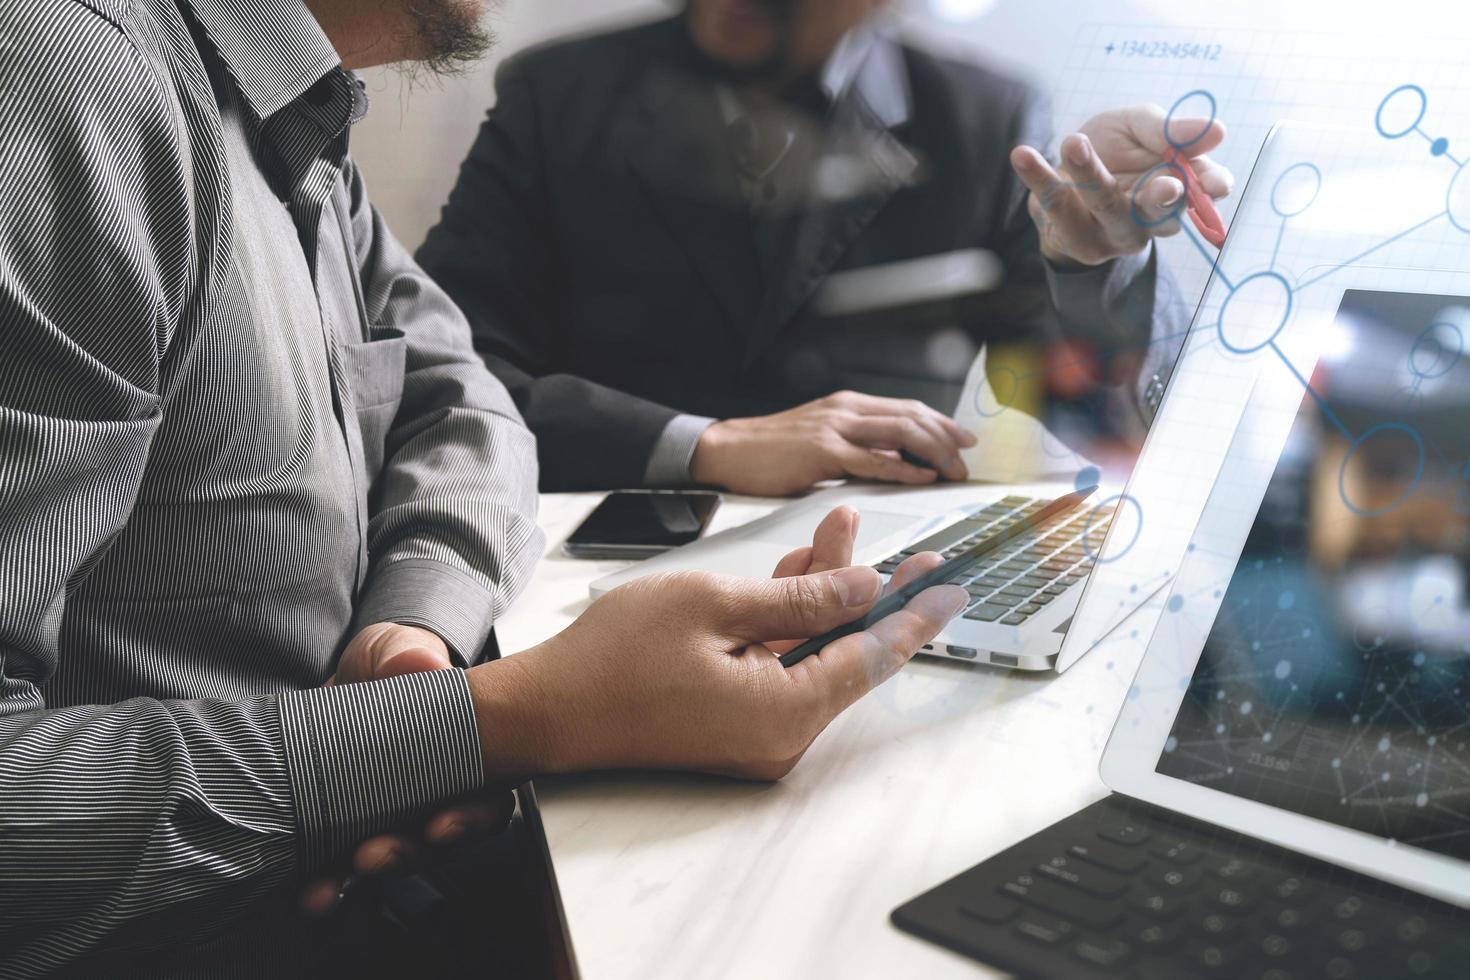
[1163,146,1226,248]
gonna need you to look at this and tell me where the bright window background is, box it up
[352,0,1444,252]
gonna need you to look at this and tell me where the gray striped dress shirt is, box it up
[0,0,544,975]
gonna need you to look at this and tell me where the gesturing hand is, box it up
[299,623,514,917]
[1010,104,1232,267]
[690,390,978,497]
[480,506,969,781]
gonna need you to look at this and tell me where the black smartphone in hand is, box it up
[563,490,722,560]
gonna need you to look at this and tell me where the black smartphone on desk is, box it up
[563,490,721,559]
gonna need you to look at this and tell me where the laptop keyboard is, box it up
[892,795,1470,980]
[871,496,1110,627]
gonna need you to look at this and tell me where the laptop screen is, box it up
[1155,288,1470,861]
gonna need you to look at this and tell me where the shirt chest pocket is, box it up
[343,329,407,478]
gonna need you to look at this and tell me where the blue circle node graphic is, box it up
[1375,84,1428,140]
[1217,271,1294,354]
[1270,163,1322,218]
[1408,321,1462,379]
[1075,465,1101,492]
[974,365,1020,418]
[1164,90,1218,151]
[1337,422,1427,517]
[1446,159,1470,233]
[1432,137,1450,157]
[1083,493,1143,564]
[1129,160,1190,229]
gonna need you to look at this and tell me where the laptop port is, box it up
[990,653,1019,668]
[947,646,978,659]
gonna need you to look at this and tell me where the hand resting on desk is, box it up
[690,390,978,496]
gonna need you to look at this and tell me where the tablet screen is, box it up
[1155,288,1470,860]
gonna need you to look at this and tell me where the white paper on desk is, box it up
[952,349,1098,483]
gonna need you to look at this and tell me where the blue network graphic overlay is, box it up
[1171,83,1470,521]
[973,83,1470,684]
[1115,85,1470,858]
[1065,82,1470,548]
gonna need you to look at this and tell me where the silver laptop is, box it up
[592,479,1129,671]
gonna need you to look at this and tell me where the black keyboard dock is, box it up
[893,795,1470,979]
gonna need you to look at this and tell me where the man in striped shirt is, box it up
[0,1,966,975]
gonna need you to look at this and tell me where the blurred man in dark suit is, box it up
[418,0,1230,494]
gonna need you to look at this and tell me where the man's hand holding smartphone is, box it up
[304,505,966,915]
[470,505,965,778]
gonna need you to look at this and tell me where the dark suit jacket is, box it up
[417,17,1180,491]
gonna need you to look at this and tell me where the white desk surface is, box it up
[494,491,1162,980]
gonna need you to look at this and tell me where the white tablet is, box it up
[1099,120,1470,909]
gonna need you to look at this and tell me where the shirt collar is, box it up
[182,0,344,119]
[819,25,873,105]
[820,22,911,129]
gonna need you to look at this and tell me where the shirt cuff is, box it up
[1042,245,1151,301]
[278,669,484,868]
[1043,244,1156,345]
[641,413,717,487]
[353,558,497,666]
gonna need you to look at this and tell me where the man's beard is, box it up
[406,0,494,76]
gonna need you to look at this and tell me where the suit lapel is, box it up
[742,36,920,369]
[626,66,763,340]
[743,111,919,369]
